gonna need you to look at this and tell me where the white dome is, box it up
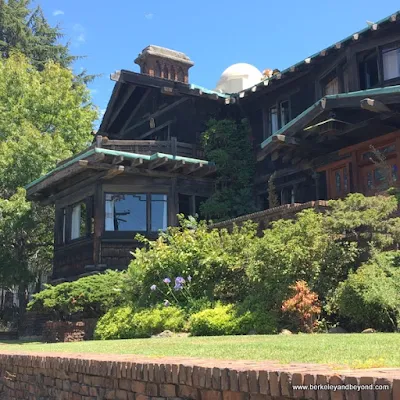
[215,63,263,93]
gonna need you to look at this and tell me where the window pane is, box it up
[280,101,290,127]
[80,202,87,237]
[335,171,341,194]
[383,48,400,81]
[105,193,147,231]
[269,107,279,134]
[151,194,168,232]
[71,204,81,240]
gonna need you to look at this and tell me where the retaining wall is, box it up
[0,352,398,400]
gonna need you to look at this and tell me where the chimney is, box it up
[134,45,194,83]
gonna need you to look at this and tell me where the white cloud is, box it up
[53,10,64,16]
[144,13,154,20]
[72,24,86,46]
[90,89,99,95]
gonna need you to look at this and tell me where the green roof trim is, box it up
[189,83,230,98]
[25,147,212,191]
[260,84,400,149]
[244,11,400,95]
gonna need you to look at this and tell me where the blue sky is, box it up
[35,0,399,126]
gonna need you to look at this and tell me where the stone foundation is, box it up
[0,352,398,399]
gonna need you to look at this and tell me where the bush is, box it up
[333,251,400,331]
[27,270,126,320]
[188,303,277,336]
[94,306,186,340]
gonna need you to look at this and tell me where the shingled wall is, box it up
[0,352,398,400]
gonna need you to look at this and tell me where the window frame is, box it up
[103,192,169,235]
[266,98,291,137]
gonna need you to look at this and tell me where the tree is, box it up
[200,119,256,221]
[0,54,97,310]
[0,0,74,70]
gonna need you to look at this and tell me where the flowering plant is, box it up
[150,275,193,307]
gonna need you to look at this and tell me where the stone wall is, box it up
[0,352,398,400]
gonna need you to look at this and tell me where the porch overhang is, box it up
[258,85,400,161]
[26,147,216,202]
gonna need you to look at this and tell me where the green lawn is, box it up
[1,334,399,369]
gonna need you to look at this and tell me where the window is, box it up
[383,46,400,81]
[105,193,147,231]
[280,101,290,127]
[155,61,161,78]
[151,194,168,232]
[105,193,168,233]
[162,65,169,79]
[170,66,176,81]
[359,51,379,89]
[324,77,339,95]
[70,202,87,240]
[269,106,279,135]
[177,67,185,82]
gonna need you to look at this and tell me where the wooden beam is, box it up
[120,88,152,133]
[272,134,299,146]
[360,98,392,113]
[112,155,124,165]
[121,97,190,136]
[107,85,136,128]
[185,163,204,175]
[131,158,144,167]
[148,157,169,170]
[167,160,186,172]
[271,151,280,161]
[137,118,176,140]
[195,165,216,177]
[103,165,125,180]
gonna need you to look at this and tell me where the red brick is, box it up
[329,375,344,400]
[239,371,249,392]
[178,384,199,399]
[360,376,375,400]
[135,394,150,400]
[258,371,269,395]
[304,374,317,400]
[268,371,280,397]
[179,364,186,384]
[160,383,176,397]
[145,382,158,396]
[280,372,293,398]
[119,379,131,391]
[393,379,400,400]
[248,370,258,394]
[344,376,360,400]
[375,378,391,400]
[223,391,249,400]
[212,368,221,390]
[132,380,146,394]
[292,373,304,399]
[172,364,179,384]
[316,374,330,400]
[221,368,230,391]
[201,389,223,400]
[116,389,128,400]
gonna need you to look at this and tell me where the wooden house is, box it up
[27,12,400,281]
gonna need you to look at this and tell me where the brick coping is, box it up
[0,350,399,380]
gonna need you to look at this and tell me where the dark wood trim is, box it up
[108,85,136,128]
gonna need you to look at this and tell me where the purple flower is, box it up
[164,300,170,307]
[163,278,171,284]
[150,284,157,291]
[175,276,185,285]
[187,275,192,282]
[174,283,182,291]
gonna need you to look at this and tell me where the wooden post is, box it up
[93,184,104,266]
[313,171,320,200]
[171,137,178,156]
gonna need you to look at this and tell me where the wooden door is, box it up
[329,164,350,199]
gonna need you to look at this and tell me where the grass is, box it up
[0,333,399,369]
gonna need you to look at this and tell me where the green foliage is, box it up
[200,119,256,220]
[188,303,277,336]
[333,251,400,331]
[0,53,97,290]
[127,217,257,307]
[94,306,186,340]
[0,0,75,70]
[27,271,126,320]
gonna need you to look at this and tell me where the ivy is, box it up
[200,118,256,221]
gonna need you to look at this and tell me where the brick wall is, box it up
[42,319,97,343]
[0,352,398,400]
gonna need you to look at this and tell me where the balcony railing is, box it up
[101,137,204,159]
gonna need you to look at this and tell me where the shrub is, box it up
[188,303,277,336]
[94,306,186,340]
[281,281,321,333]
[333,251,400,331]
[27,270,126,320]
